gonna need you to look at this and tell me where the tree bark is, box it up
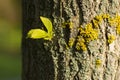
[22,0,120,80]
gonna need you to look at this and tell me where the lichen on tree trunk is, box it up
[22,0,120,80]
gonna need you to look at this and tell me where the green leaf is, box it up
[26,16,53,40]
[40,16,53,36]
[27,29,49,39]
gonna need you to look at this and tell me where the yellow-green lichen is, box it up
[107,35,116,44]
[94,14,103,23]
[102,13,110,19]
[108,17,116,26]
[76,36,87,51]
[116,24,120,34]
[62,22,73,29]
[75,23,98,51]
[92,19,99,29]
[95,59,102,68]
[68,38,75,48]
[91,14,110,29]
[94,13,109,21]
[108,14,119,26]
[115,14,120,34]
[75,13,120,51]
[108,13,120,34]
[63,13,120,51]
[79,23,98,42]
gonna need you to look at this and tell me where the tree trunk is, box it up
[22,0,120,80]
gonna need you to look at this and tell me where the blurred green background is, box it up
[0,0,21,80]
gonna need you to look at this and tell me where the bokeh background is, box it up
[0,0,21,80]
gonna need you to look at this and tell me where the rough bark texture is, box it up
[22,0,120,80]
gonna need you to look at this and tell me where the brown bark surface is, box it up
[22,0,120,80]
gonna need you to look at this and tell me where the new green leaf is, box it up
[27,16,53,40]
[27,29,49,39]
[40,16,53,37]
